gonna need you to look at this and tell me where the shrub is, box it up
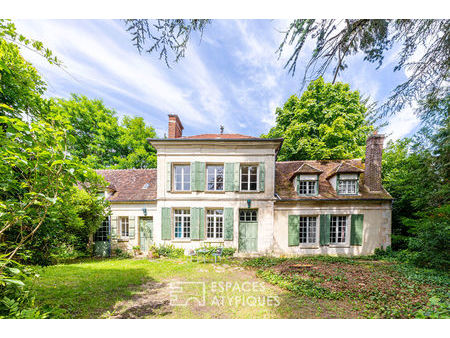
[0,256,48,318]
[113,248,131,259]
[151,244,184,258]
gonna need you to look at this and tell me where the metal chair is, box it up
[212,248,223,264]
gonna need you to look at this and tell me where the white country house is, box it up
[93,114,392,256]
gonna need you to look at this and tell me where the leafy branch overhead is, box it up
[277,19,449,119]
[124,19,211,66]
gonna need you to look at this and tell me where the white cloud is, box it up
[382,105,420,142]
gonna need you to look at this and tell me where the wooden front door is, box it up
[139,217,153,252]
[238,210,258,252]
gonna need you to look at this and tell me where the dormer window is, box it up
[297,175,319,196]
[337,174,359,195]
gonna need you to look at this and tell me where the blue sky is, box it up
[15,19,420,141]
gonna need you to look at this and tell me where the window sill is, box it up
[328,244,350,248]
[204,239,224,243]
[204,190,226,194]
[170,191,192,194]
[299,245,319,249]
[117,238,129,242]
[172,239,191,243]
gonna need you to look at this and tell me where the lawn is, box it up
[28,256,449,319]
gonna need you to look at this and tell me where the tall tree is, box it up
[262,78,373,161]
[277,19,449,121]
[51,95,157,169]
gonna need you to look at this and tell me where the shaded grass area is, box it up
[242,256,450,318]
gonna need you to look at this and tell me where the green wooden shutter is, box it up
[288,215,300,246]
[190,163,196,191]
[224,208,234,240]
[351,214,364,246]
[111,216,118,239]
[320,214,331,245]
[336,174,340,195]
[129,216,135,239]
[295,176,300,195]
[197,162,205,191]
[161,207,171,240]
[225,163,235,191]
[234,163,240,191]
[166,162,172,192]
[191,207,199,239]
[199,208,205,239]
[315,179,319,195]
[259,162,265,192]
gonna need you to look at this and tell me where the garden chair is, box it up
[187,249,198,262]
[212,248,223,264]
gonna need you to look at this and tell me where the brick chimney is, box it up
[365,132,385,192]
[168,114,183,138]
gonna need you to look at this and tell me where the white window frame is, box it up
[206,165,224,191]
[299,216,318,245]
[206,209,224,239]
[174,209,191,239]
[240,165,259,192]
[119,216,129,237]
[173,164,191,191]
[338,179,358,195]
[329,215,350,245]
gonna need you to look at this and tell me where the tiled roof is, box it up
[289,163,323,180]
[275,160,392,201]
[181,133,256,139]
[326,162,364,179]
[96,169,157,202]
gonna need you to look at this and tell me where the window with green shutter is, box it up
[190,207,205,240]
[350,214,364,246]
[161,207,171,240]
[111,216,118,239]
[191,162,205,191]
[288,215,300,246]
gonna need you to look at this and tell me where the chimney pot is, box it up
[365,132,385,192]
[168,114,183,138]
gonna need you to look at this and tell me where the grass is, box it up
[27,256,450,319]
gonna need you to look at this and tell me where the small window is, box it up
[239,210,257,222]
[207,165,224,191]
[174,165,190,191]
[174,209,190,238]
[94,217,110,242]
[299,216,317,244]
[241,166,258,191]
[298,180,317,195]
[338,179,358,195]
[330,216,348,244]
[119,217,129,237]
[206,209,224,239]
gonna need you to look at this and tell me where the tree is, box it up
[51,95,157,169]
[262,78,373,161]
[124,19,211,66]
[115,116,157,169]
[277,19,449,121]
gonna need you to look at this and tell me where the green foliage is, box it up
[262,78,373,161]
[150,244,184,258]
[0,256,48,318]
[242,256,288,269]
[278,19,449,121]
[402,205,450,270]
[51,95,157,169]
[113,248,132,259]
[196,246,236,257]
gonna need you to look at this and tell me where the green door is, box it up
[238,210,258,252]
[139,217,153,252]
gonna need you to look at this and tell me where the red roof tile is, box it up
[275,160,392,201]
[96,169,157,202]
[181,133,256,139]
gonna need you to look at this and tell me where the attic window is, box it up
[296,174,319,196]
[142,183,150,190]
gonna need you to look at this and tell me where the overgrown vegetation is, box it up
[244,256,450,318]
